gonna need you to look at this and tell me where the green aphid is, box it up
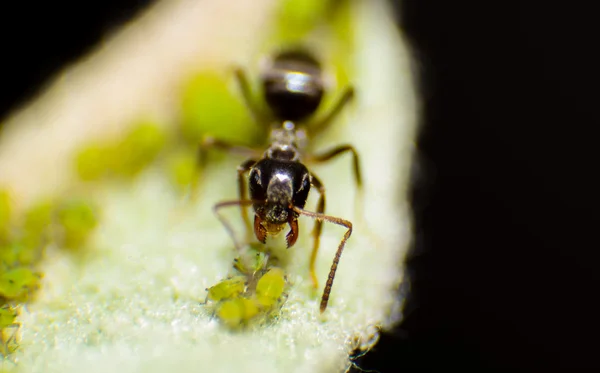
[74,142,114,181]
[57,199,98,248]
[233,251,268,276]
[116,121,167,177]
[0,241,37,268]
[255,267,286,309]
[0,306,17,330]
[180,71,260,147]
[0,267,41,300]
[0,189,12,242]
[23,200,55,234]
[206,276,246,302]
[217,297,259,329]
[20,199,56,248]
[0,243,16,267]
[166,149,199,191]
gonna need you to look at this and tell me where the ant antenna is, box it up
[293,206,352,313]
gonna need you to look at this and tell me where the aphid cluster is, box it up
[204,249,287,329]
[0,189,99,356]
[75,121,166,182]
[200,47,361,315]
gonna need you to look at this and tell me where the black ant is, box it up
[199,48,362,313]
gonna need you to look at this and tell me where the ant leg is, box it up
[194,136,261,199]
[213,200,255,262]
[234,68,266,124]
[310,86,355,136]
[198,135,261,171]
[308,173,326,291]
[306,145,365,224]
[292,205,352,313]
[306,145,362,189]
[237,158,258,241]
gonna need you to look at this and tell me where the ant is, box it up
[199,48,362,313]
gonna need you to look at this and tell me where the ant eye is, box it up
[249,167,266,201]
[303,175,310,191]
[250,169,261,186]
[292,171,311,209]
[295,173,310,193]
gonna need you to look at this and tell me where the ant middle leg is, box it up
[193,135,262,198]
[197,135,262,171]
[306,145,368,242]
[306,144,362,189]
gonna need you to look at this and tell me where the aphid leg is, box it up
[293,206,352,313]
[307,173,327,291]
[310,86,354,136]
[237,159,258,241]
[213,200,255,265]
[3,323,20,356]
[234,68,267,124]
[200,292,208,305]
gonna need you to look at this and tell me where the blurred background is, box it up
[1,0,597,372]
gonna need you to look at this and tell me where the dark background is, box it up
[1,1,597,372]
[359,1,598,372]
[0,1,154,118]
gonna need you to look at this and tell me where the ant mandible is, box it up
[199,48,362,313]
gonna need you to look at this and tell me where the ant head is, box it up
[261,49,324,122]
[249,158,311,244]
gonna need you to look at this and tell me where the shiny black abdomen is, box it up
[264,88,323,122]
[262,49,324,122]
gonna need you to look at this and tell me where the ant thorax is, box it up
[265,121,306,162]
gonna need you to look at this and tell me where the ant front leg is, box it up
[213,199,255,259]
[195,137,261,237]
[237,158,258,242]
[308,173,326,291]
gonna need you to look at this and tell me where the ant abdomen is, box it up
[261,49,325,122]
